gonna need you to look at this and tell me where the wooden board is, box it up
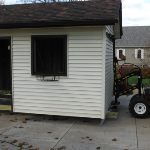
[106,112,118,118]
[0,105,11,111]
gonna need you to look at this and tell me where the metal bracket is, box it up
[110,101,120,109]
[100,119,105,126]
[36,76,59,81]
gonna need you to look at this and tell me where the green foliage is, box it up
[0,90,11,94]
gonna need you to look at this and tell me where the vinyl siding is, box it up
[105,26,114,116]
[3,27,105,118]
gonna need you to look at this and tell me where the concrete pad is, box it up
[55,141,138,150]
[0,115,76,150]
[0,142,18,150]
[58,124,137,148]
[0,111,31,133]
[0,95,150,150]
[136,118,150,150]
[0,135,57,150]
[53,96,137,150]
[60,122,137,149]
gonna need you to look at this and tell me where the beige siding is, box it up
[115,47,148,65]
[3,27,105,118]
[105,26,114,116]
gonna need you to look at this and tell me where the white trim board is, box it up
[116,48,125,60]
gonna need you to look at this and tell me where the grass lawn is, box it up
[126,77,150,87]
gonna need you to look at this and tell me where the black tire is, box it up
[129,94,150,118]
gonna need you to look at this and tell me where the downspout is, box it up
[113,37,118,105]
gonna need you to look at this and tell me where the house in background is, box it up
[115,26,150,65]
[0,0,122,120]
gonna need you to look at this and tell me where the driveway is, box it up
[0,95,150,150]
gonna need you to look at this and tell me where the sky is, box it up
[3,0,150,26]
[122,0,150,26]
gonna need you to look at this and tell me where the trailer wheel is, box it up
[129,94,150,118]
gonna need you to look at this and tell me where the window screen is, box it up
[31,35,67,76]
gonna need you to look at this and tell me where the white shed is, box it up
[0,0,122,120]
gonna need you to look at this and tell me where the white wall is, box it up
[104,26,114,116]
[0,27,106,118]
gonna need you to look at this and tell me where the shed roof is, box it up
[115,26,150,47]
[0,0,121,29]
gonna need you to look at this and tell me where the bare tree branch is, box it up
[0,0,5,5]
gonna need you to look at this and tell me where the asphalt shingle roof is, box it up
[0,0,121,28]
[115,26,150,47]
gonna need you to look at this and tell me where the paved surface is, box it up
[0,98,11,105]
[0,94,150,150]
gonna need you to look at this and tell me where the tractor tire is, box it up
[129,94,150,118]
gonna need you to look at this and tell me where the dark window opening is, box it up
[119,49,123,56]
[137,50,141,58]
[0,39,11,91]
[31,35,67,76]
[0,37,12,107]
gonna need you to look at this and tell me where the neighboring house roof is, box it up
[116,26,150,47]
[0,0,121,29]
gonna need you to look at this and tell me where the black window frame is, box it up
[31,35,67,76]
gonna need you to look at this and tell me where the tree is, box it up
[17,0,80,4]
[18,0,45,4]
[0,0,5,5]
[17,0,62,4]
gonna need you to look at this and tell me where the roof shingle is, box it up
[116,26,150,47]
[0,0,121,28]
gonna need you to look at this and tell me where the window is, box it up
[117,49,125,59]
[137,49,141,58]
[31,35,67,76]
[119,49,123,56]
[135,49,144,59]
